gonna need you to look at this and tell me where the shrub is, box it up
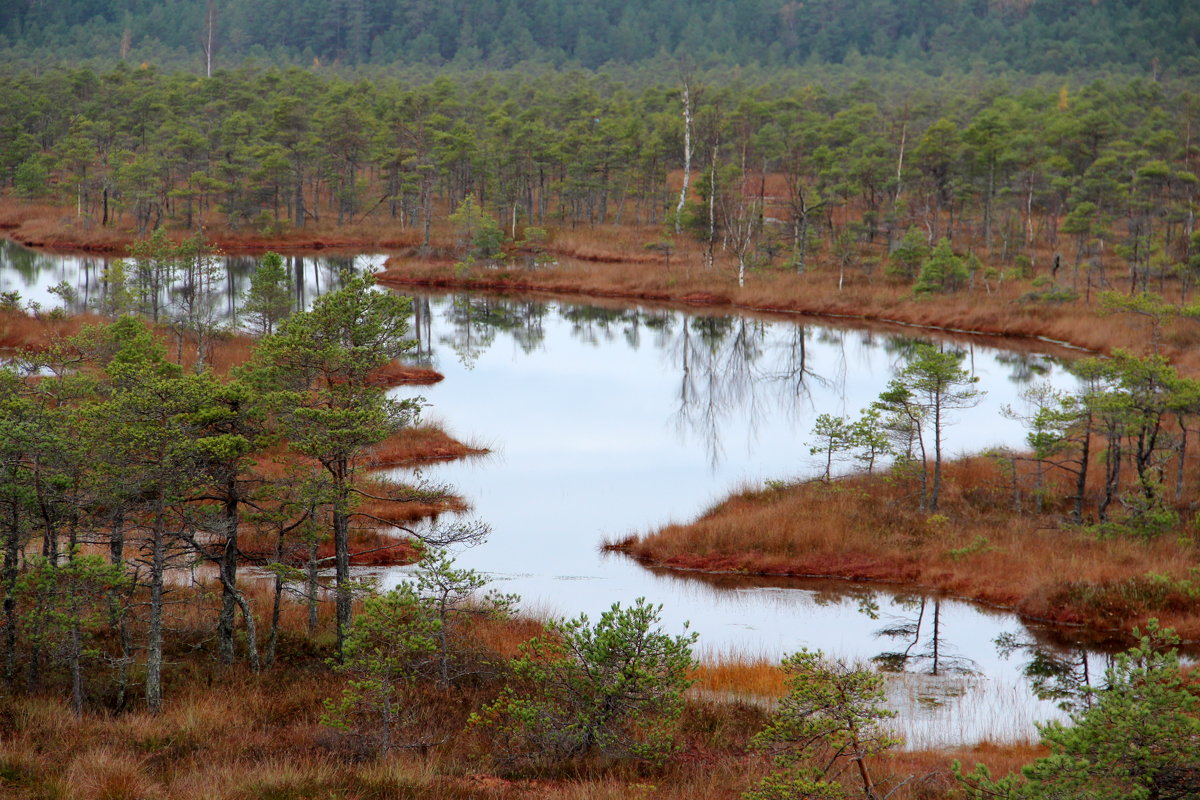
[473,598,697,770]
[745,650,898,800]
[913,238,970,295]
[955,622,1200,800]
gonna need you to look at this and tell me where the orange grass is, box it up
[233,427,481,567]
[367,359,445,387]
[354,474,470,524]
[235,525,423,567]
[690,651,787,699]
[0,196,432,254]
[0,308,105,352]
[613,455,1200,642]
[11,191,1196,372]
[0,582,741,800]
[376,216,1200,377]
[194,330,257,377]
[363,424,489,469]
[0,576,1036,800]
[377,252,1192,367]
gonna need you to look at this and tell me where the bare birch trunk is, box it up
[675,81,692,234]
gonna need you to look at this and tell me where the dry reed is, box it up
[614,455,1200,641]
[363,424,488,469]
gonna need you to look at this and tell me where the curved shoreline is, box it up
[7,239,1194,651]
[608,545,1186,650]
[374,271,1104,361]
[0,228,1141,361]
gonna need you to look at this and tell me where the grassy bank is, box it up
[8,194,1199,374]
[0,584,1037,800]
[609,455,1200,644]
[375,226,1200,379]
[0,197,427,255]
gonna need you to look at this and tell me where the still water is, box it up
[1,240,1109,747]
[381,291,1101,747]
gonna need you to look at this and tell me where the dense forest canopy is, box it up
[3,0,1198,74]
[2,61,1197,291]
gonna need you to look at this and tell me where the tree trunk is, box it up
[306,539,319,635]
[108,510,130,709]
[1176,419,1188,503]
[146,508,166,714]
[931,400,943,511]
[266,528,285,668]
[1099,436,1121,522]
[333,462,351,662]
[218,485,239,665]
[214,566,259,672]
[706,140,717,270]
[1072,423,1092,524]
[675,81,692,234]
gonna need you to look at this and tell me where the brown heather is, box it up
[0,309,104,352]
[377,234,1200,377]
[363,424,488,469]
[0,196,429,254]
[4,192,1198,798]
[613,454,1200,643]
[366,360,445,388]
[0,650,1031,800]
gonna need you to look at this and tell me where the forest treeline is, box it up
[3,64,1199,293]
[3,0,1198,75]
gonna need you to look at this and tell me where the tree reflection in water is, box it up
[864,596,979,676]
[0,238,1079,478]
[416,293,1075,471]
[672,315,771,468]
[994,631,1112,712]
[439,295,549,368]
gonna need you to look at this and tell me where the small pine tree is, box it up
[955,622,1200,800]
[887,227,929,281]
[97,259,134,317]
[320,587,439,755]
[474,598,697,769]
[449,194,504,266]
[746,650,899,800]
[809,413,854,480]
[913,238,969,294]
[849,407,891,473]
[241,251,293,335]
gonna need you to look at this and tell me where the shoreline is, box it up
[374,271,1101,361]
[604,456,1200,648]
[609,545,1148,650]
[0,206,1176,369]
[6,232,1198,646]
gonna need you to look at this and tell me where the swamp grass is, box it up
[0,591,1038,800]
[612,454,1200,642]
[2,195,1195,797]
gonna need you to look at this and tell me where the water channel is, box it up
[0,240,1113,748]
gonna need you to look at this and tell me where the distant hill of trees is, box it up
[3,0,1198,75]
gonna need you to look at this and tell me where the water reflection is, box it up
[995,631,1110,712]
[418,291,1068,474]
[380,291,1101,746]
[3,240,1104,745]
[440,296,550,367]
[0,239,386,323]
[869,597,979,676]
